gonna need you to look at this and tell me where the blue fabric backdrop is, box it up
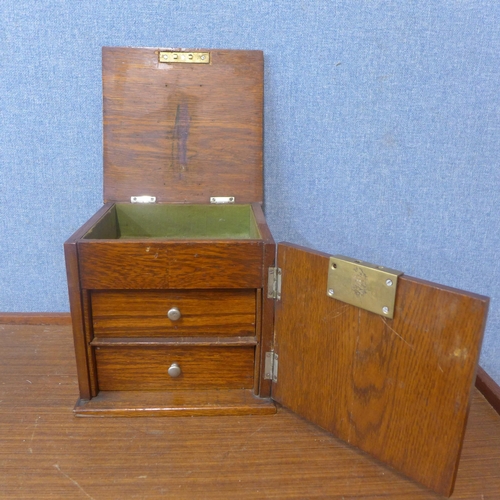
[1,1,499,384]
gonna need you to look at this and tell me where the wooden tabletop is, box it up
[1,323,499,499]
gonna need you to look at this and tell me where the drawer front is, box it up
[95,346,255,391]
[91,289,256,337]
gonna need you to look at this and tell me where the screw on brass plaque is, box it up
[159,51,210,64]
[327,256,403,319]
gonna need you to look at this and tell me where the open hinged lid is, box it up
[270,243,489,497]
[102,47,263,204]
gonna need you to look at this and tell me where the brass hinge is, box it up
[267,267,282,300]
[159,51,210,64]
[327,255,403,319]
[264,351,278,382]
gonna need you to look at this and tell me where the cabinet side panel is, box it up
[168,242,264,289]
[64,242,91,400]
[272,243,488,497]
[82,291,98,397]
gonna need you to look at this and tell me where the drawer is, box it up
[91,289,256,337]
[95,346,255,391]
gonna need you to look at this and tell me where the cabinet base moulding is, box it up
[74,389,277,417]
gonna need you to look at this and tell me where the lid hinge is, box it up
[159,51,210,64]
[264,351,278,382]
[131,196,156,204]
[267,267,282,301]
[210,196,235,204]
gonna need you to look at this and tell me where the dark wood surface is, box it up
[78,240,264,289]
[91,289,256,337]
[0,312,72,325]
[103,48,263,204]
[64,240,92,400]
[64,203,118,401]
[1,323,500,498]
[272,243,489,497]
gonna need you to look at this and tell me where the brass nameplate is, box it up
[327,256,403,319]
[159,51,210,64]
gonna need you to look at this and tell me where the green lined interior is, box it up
[83,204,261,240]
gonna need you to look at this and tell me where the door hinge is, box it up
[267,267,282,300]
[131,196,156,203]
[264,351,278,382]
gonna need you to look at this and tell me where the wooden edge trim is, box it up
[251,203,274,244]
[475,365,500,416]
[0,313,72,326]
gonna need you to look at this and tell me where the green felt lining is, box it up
[83,204,261,240]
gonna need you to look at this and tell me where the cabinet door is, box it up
[271,243,488,497]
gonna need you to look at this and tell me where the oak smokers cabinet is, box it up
[65,47,489,497]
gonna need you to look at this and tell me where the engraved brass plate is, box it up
[327,256,403,319]
[159,51,210,64]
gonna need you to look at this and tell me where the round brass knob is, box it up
[167,307,181,321]
[168,363,181,378]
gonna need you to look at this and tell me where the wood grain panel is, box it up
[64,203,117,400]
[63,241,92,400]
[167,241,264,288]
[95,345,255,391]
[103,47,263,204]
[272,243,489,497]
[77,240,263,289]
[91,289,256,337]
